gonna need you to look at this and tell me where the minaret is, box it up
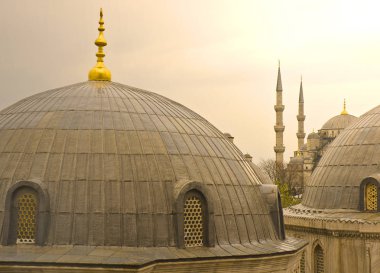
[274,63,285,165]
[296,78,306,150]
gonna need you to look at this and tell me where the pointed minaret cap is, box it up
[88,8,112,81]
[299,76,304,103]
[276,60,283,91]
[341,99,348,115]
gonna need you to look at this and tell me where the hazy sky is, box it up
[2,0,380,162]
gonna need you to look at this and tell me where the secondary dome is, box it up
[320,100,358,131]
[307,132,319,139]
[321,113,357,130]
[0,81,280,247]
[302,104,380,209]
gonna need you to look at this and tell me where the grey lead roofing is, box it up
[320,114,358,130]
[0,237,306,267]
[303,104,380,209]
[0,81,285,248]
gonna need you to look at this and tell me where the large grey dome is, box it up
[320,113,357,130]
[303,104,380,209]
[0,81,278,247]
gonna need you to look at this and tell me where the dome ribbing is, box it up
[0,81,277,246]
[303,104,380,209]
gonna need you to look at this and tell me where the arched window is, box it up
[1,180,50,246]
[314,244,324,273]
[365,183,378,211]
[183,191,205,247]
[174,181,214,248]
[15,190,38,244]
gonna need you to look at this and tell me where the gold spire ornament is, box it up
[88,8,111,81]
[341,99,348,115]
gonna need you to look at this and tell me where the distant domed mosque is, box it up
[285,104,380,273]
[288,99,358,192]
[274,67,358,192]
[0,9,305,272]
[273,65,380,273]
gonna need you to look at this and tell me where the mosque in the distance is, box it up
[274,66,358,192]
[0,9,306,273]
[284,101,380,273]
[274,63,380,273]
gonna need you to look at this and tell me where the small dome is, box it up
[320,114,357,130]
[307,132,320,139]
[302,104,380,210]
[0,81,279,247]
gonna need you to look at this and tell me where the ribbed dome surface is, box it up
[307,132,319,139]
[0,81,276,246]
[303,104,380,209]
[321,114,357,130]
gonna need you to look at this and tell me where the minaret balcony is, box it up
[274,146,285,153]
[274,105,285,111]
[274,125,285,132]
[296,132,306,138]
[297,115,305,121]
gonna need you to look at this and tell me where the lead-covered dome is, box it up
[307,132,319,139]
[0,81,278,247]
[303,104,380,209]
[320,113,357,130]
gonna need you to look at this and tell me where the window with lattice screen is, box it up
[365,183,377,211]
[300,251,306,273]
[314,245,324,273]
[16,192,38,244]
[184,195,204,247]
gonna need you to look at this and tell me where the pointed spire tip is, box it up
[276,62,282,91]
[298,77,304,103]
[88,8,111,81]
[341,98,348,115]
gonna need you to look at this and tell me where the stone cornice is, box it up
[284,205,380,225]
[284,205,380,239]
[285,224,380,240]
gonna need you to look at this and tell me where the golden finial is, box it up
[88,8,111,81]
[341,99,348,115]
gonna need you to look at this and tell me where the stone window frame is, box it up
[1,180,50,246]
[359,176,380,212]
[312,240,325,273]
[174,180,215,248]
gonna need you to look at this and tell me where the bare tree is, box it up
[258,159,302,207]
[259,159,287,185]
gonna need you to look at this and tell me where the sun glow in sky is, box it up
[2,0,380,162]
